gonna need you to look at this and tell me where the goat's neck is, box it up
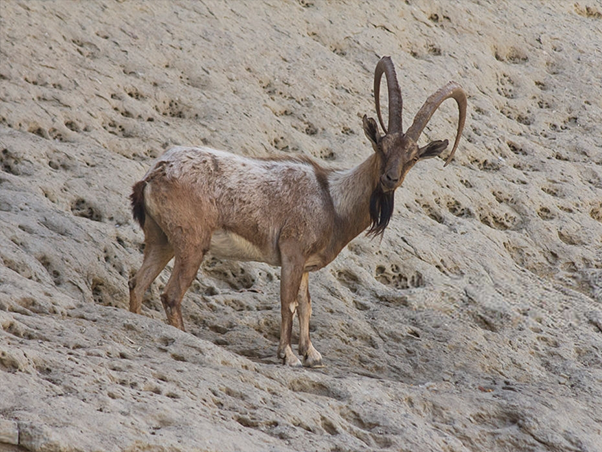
[328,153,381,245]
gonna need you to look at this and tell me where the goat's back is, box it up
[140,146,336,257]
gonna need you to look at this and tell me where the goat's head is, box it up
[363,56,467,236]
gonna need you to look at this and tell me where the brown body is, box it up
[128,57,467,367]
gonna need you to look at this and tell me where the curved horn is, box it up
[405,81,467,166]
[374,56,403,134]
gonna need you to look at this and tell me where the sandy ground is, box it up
[1,1,602,451]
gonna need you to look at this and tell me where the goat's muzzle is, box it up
[379,174,399,193]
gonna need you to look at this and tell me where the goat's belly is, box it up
[304,253,333,272]
[209,230,279,265]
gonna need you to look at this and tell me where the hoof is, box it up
[279,345,302,367]
[285,356,303,367]
[303,347,324,368]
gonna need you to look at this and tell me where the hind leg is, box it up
[129,215,174,314]
[160,238,209,331]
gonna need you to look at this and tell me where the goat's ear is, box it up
[418,139,449,160]
[362,115,381,151]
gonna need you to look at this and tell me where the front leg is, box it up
[277,242,305,367]
[298,272,323,367]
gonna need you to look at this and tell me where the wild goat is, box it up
[128,56,467,367]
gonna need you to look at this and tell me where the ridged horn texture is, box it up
[405,81,468,166]
[374,56,403,134]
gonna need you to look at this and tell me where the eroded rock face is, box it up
[1,1,601,450]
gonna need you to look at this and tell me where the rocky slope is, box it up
[1,1,602,451]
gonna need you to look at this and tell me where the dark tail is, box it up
[130,180,147,229]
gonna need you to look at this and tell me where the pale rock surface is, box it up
[1,1,602,451]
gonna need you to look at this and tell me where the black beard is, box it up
[367,185,394,237]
